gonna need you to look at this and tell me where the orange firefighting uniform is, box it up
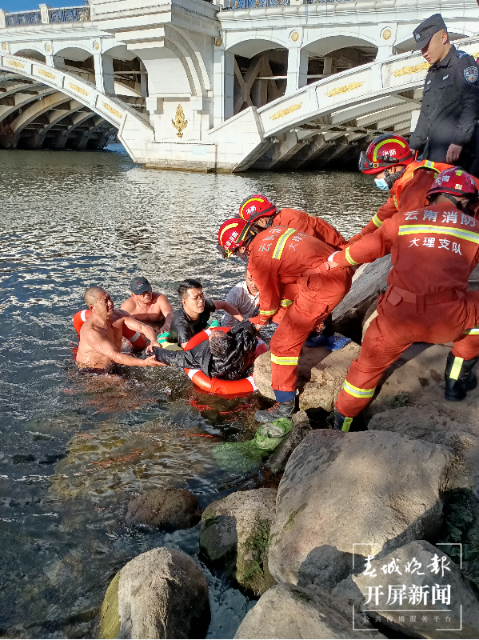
[248,226,353,394]
[270,209,348,324]
[333,202,479,418]
[350,160,451,243]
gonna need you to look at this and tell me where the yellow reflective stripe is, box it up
[343,380,375,398]
[345,247,359,265]
[372,213,382,228]
[259,308,278,316]
[393,195,399,210]
[280,299,294,307]
[342,417,353,433]
[464,327,479,335]
[398,225,479,244]
[423,160,435,170]
[273,228,296,260]
[450,357,464,381]
[271,354,299,366]
[372,137,406,162]
[219,222,240,244]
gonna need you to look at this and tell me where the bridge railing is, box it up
[5,10,42,27]
[2,4,90,28]
[226,0,362,9]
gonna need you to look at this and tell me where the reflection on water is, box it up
[0,147,382,638]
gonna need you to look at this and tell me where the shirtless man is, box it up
[121,276,174,333]
[76,287,161,371]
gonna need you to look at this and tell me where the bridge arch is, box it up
[0,54,153,153]
[10,46,46,62]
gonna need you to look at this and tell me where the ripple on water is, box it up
[0,147,378,638]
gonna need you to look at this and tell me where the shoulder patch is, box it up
[457,50,470,58]
[464,66,478,84]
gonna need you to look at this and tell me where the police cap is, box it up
[412,13,447,51]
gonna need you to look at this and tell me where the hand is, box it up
[249,315,267,328]
[142,355,164,367]
[146,341,161,354]
[446,143,463,164]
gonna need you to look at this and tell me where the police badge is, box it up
[464,66,478,83]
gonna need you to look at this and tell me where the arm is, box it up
[247,261,281,327]
[157,294,174,332]
[213,300,243,322]
[309,216,348,249]
[349,194,399,243]
[123,314,160,351]
[335,216,399,268]
[84,330,160,367]
[451,56,479,148]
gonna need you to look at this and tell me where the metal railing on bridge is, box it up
[227,0,362,10]
[4,3,90,28]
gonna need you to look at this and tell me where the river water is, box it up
[0,146,383,638]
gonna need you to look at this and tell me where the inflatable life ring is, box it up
[72,309,149,350]
[183,326,268,396]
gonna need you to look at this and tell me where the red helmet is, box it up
[427,168,478,202]
[238,195,277,223]
[359,134,413,174]
[218,218,257,259]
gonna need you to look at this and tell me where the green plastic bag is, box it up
[212,418,292,473]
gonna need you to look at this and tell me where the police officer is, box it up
[409,14,479,167]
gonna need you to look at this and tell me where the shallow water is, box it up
[0,145,382,638]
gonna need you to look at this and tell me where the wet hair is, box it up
[209,330,234,358]
[85,286,107,306]
[178,279,203,300]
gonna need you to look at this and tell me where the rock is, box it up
[267,411,312,475]
[362,305,378,340]
[125,488,201,531]
[253,351,275,401]
[200,488,277,595]
[234,582,386,639]
[268,430,454,591]
[335,540,479,639]
[299,341,361,411]
[367,406,479,495]
[366,343,450,418]
[332,256,391,341]
[99,547,209,639]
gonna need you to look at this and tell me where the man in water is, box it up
[167,278,243,349]
[121,276,174,333]
[221,269,259,327]
[76,287,161,371]
[154,321,257,380]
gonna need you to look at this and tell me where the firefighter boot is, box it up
[444,352,479,402]
[333,408,353,432]
[254,401,294,423]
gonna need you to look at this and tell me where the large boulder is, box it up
[299,341,361,411]
[234,582,385,639]
[268,430,454,591]
[125,488,201,531]
[266,411,312,475]
[99,547,209,639]
[332,256,391,341]
[200,488,277,595]
[333,540,479,639]
[367,406,479,495]
[366,343,450,418]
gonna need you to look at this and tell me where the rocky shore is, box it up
[99,262,479,639]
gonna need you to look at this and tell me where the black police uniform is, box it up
[409,45,479,163]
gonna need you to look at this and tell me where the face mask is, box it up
[375,178,389,191]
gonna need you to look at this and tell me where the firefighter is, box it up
[217,218,353,422]
[324,168,479,432]
[237,194,347,338]
[350,134,452,243]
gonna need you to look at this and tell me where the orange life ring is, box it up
[183,326,268,396]
[72,309,149,349]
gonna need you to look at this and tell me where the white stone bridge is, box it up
[0,0,478,170]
